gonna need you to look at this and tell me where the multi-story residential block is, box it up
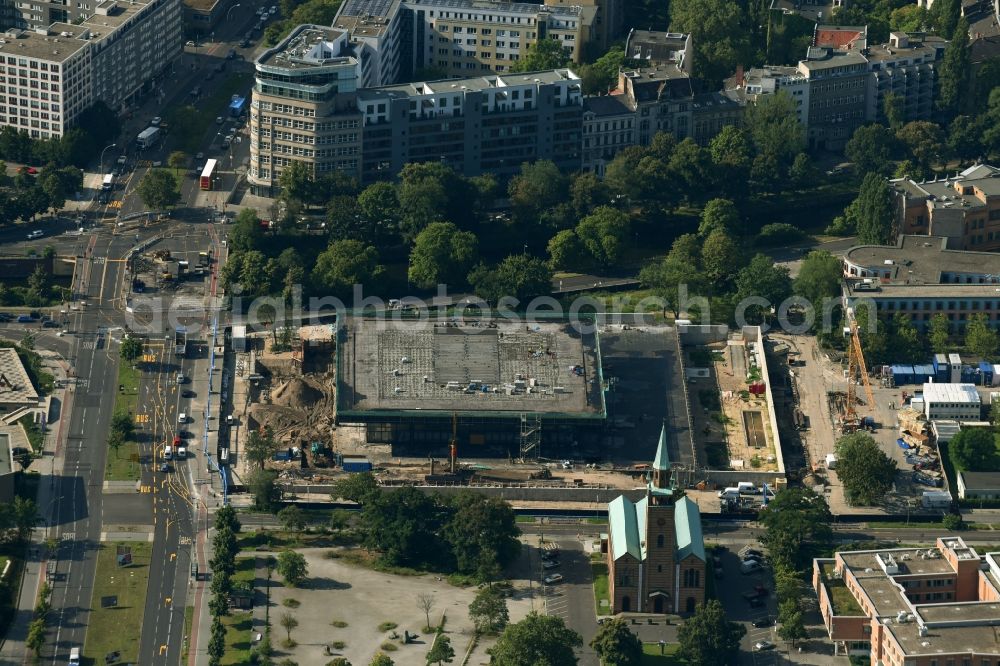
[615,66,694,145]
[893,164,1000,251]
[841,234,1000,333]
[605,427,706,615]
[545,0,621,53]
[358,67,583,181]
[813,538,1000,662]
[690,91,743,146]
[624,30,691,70]
[332,0,595,87]
[0,0,181,139]
[582,94,634,175]
[248,25,363,196]
[733,26,945,151]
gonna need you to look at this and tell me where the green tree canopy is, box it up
[929,313,950,353]
[119,335,144,364]
[488,612,582,666]
[426,634,455,665]
[276,550,308,586]
[442,492,521,578]
[846,124,897,175]
[835,433,898,506]
[851,172,895,245]
[575,206,630,267]
[965,313,999,359]
[136,169,180,209]
[793,251,842,315]
[469,254,553,306]
[313,239,383,298]
[668,0,748,84]
[759,487,833,571]
[677,599,746,666]
[409,222,479,289]
[509,38,571,72]
[701,229,743,287]
[331,471,380,504]
[938,18,970,117]
[698,198,741,237]
[734,255,792,324]
[950,428,999,471]
[468,586,510,634]
[743,91,805,171]
[589,617,642,666]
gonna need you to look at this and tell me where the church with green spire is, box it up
[604,425,706,615]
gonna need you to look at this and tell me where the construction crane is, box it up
[844,307,876,432]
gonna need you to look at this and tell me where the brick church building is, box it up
[605,426,707,615]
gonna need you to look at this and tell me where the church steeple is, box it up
[652,423,671,490]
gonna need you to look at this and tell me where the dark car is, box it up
[181,389,195,398]
[42,321,59,328]
[239,38,251,48]
[0,313,12,322]
[159,463,171,473]
[748,597,764,608]
[227,48,237,59]
[752,617,774,628]
[16,315,33,323]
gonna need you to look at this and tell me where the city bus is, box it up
[200,159,217,191]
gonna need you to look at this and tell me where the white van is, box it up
[178,412,187,424]
[163,445,173,460]
[177,445,187,459]
[718,487,740,500]
[69,647,81,665]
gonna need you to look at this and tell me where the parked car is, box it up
[159,462,171,473]
[542,560,560,570]
[752,617,774,628]
[27,229,44,240]
[185,40,196,47]
[181,389,195,398]
[269,5,277,12]
[543,574,563,584]
[16,315,33,323]
[913,471,943,487]
[239,38,251,48]
[151,116,162,126]
[178,412,187,424]
[42,321,59,328]
[216,116,224,125]
[227,48,237,59]
[0,313,12,322]
[754,641,775,651]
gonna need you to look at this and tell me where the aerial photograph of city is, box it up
[0,0,997,660]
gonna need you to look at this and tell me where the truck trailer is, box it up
[137,126,160,149]
[174,327,187,356]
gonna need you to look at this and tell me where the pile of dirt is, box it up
[247,403,307,435]
[271,377,324,407]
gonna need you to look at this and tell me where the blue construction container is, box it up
[932,354,949,381]
[980,361,994,386]
[912,364,935,383]
[891,365,916,385]
[342,456,373,473]
[962,365,978,383]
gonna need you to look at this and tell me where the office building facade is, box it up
[249,25,364,196]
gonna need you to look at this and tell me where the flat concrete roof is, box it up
[888,615,1000,656]
[845,235,1000,283]
[0,348,39,407]
[0,28,89,63]
[257,25,354,69]
[841,549,958,577]
[916,601,1000,624]
[856,576,908,616]
[338,318,604,417]
[359,69,579,99]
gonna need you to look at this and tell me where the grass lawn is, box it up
[221,613,254,666]
[820,562,863,616]
[105,361,141,482]
[233,556,255,588]
[641,642,684,665]
[17,415,43,451]
[592,561,610,615]
[84,542,152,664]
[184,606,194,656]
[515,515,537,523]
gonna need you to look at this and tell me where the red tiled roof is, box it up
[814,28,865,49]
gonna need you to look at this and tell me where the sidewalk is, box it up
[0,355,71,664]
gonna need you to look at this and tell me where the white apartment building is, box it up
[0,0,181,138]
[742,65,810,125]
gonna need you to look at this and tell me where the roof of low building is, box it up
[959,470,1000,489]
[921,382,981,405]
[609,495,645,561]
[843,235,1000,284]
[583,94,634,117]
[624,29,688,65]
[0,349,39,407]
[674,496,705,562]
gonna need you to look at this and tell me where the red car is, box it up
[19,166,38,175]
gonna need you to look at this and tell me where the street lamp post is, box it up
[99,142,117,178]
[226,3,242,23]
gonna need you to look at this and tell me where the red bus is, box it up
[200,159,218,191]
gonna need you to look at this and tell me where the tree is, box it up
[698,198,741,237]
[109,410,134,444]
[950,428,999,470]
[700,229,743,287]
[280,612,299,643]
[668,0,747,84]
[589,617,642,666]
[709,125,753,197]
[418,593,436,631]
[26,618,45,657]
[929,313,950,352]
[794,251,842,315]
[578,46,625,94]
[883,92,906,130]
[508,160,569,224]
[734,254,792,324]
[245,427,278,469]
[426,634,455,665]
[777,600,808,645]
[331,471,380,504]
[357,181,401,242]
[510,38,570,72]
[168,151,188,173]
[639,250,707,319]
[890,4,929,32]
[409,222,479,289]
[230,208,264,254]
[759,487,833,571]
[247,468,281,512]
[931,0,961,51]
[279,160,315,205]
[468,586,510,634]
[361,486,448,568]
[676,599,746,666]
[575,206,630,267]
[966,313,999,359]
[852,172,895,245]
[835,433,898,506]
[488,612,582,666]
[891,313,925,364]
[313,239,383,297]
[547,230,589,272]
[209,618,227,666]
[278,505,306,532]
[846,124,897,175]
[896,121,944,170]
[136,169,181,209]
[120,335,143,364]
[442,492,521,578]
[369,654,395,666]
[743,91,805,170]
[277,550,308,586]
[938,19,971,117]
[469,254,552,306]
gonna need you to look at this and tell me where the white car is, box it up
[269,5,277,12]
[216,116,224,125]
[178,412,187,424]
[26,229,43,240]
[543,560,560,570]
[543,574,563,584]
[754,641,775,651]
[150,117,162,126]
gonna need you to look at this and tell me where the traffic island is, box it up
[83,541,152,664]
